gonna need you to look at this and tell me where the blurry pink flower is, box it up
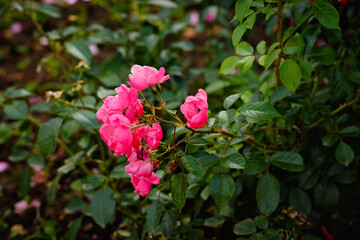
[128,65,170,91]
[92,234,98,240]
[31,167,46,187]
[180,89,208,129]
[92,168,100,174]
[205,12,216,23]
[30,199,41,208]
[29,96,43,106]
[14,200,29,214]
[231,68,238,74]
[11,22,23,34]
[189,12,199,25]
[39,37,49,46]
[131,173,160,197]
[0,162,10,172]
[65,0,77,4]
[316,39,326,46]
[89,44,99,56]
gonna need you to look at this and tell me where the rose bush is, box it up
[0,0,359,239]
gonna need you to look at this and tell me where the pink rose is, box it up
[131,173,160,197]
[205,12,216,23]
[180,89,208,129]
[125,152,153,177]
[0,161,10,172]
[131,123,163,150]
[96,84,139,124]
[125,99,143,124]
[128,65,170,91]
[99,123,133,156]
[189,12,199,25]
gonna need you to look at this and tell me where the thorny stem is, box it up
[275,0,284,87]
[307,94,360,130]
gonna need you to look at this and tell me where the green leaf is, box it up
[63,217,82,240]
[91,188,115,228]
[256,173,280,216]
[311,46,336,65]
[65,40,92,64]
[219,56,241,74]
[322,134,339,147]
[253,0,264,8]
[161,212,175,239]
[220,153,245,169]
[340,126,360,137]
[148,0,178,8]
[335,142,354,166]
[312,0,340,29]
[4,100,28,120]
[244,12,256,29]
[283,34,305,55]
[171,173,187,211]
[58,151,84,174]
[264,49,281,70]
[289,188,312,216]
[72,110,99,129]
[256,40,266,55]
[109,165,129,179]
[65,199,86,214]
[82,174,106,191]
[299,60,312,80]
[233,218,256,236]
[47,173,62,205]
[4,87,32,99]
[27,153,45,168]
[235,0,253,23]
[182,155,203,177]
[254,216,268,230]
[205,80,230,94]
[232,24,246,47]
[210,173,235,208]
[236,42,254,56]
[241,101,281,121]
[237,56,255,73]
[18,167,31,199]
[37,4,62,18]
[280,59,301,93]
[269,152,304,172]
[223,92,243,109]
[147,200,163,231]
[37,118,63,157]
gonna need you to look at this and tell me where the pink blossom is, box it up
[92,168,100,174]
[39,37,49,46]
[30,199,41,208]
[89,44,99,56]
[11,22,23,34]
[96,84,138,124]
[65,0,77,4]
[125,99,143,124]
[316,38,326,46]
[205,12,216,23]
[231,68,238,74]
[131,173,160,197]
[189,12,199,25]
[14,200,29,214]
[131,123,163,151]
[99,123,133,156]
[128,65,170,91]
[180,89,208,129]
[125,152,153,177]
[0,162,10,172]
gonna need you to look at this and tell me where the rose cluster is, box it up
[97,65,168,196]
[97,65,208,196]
